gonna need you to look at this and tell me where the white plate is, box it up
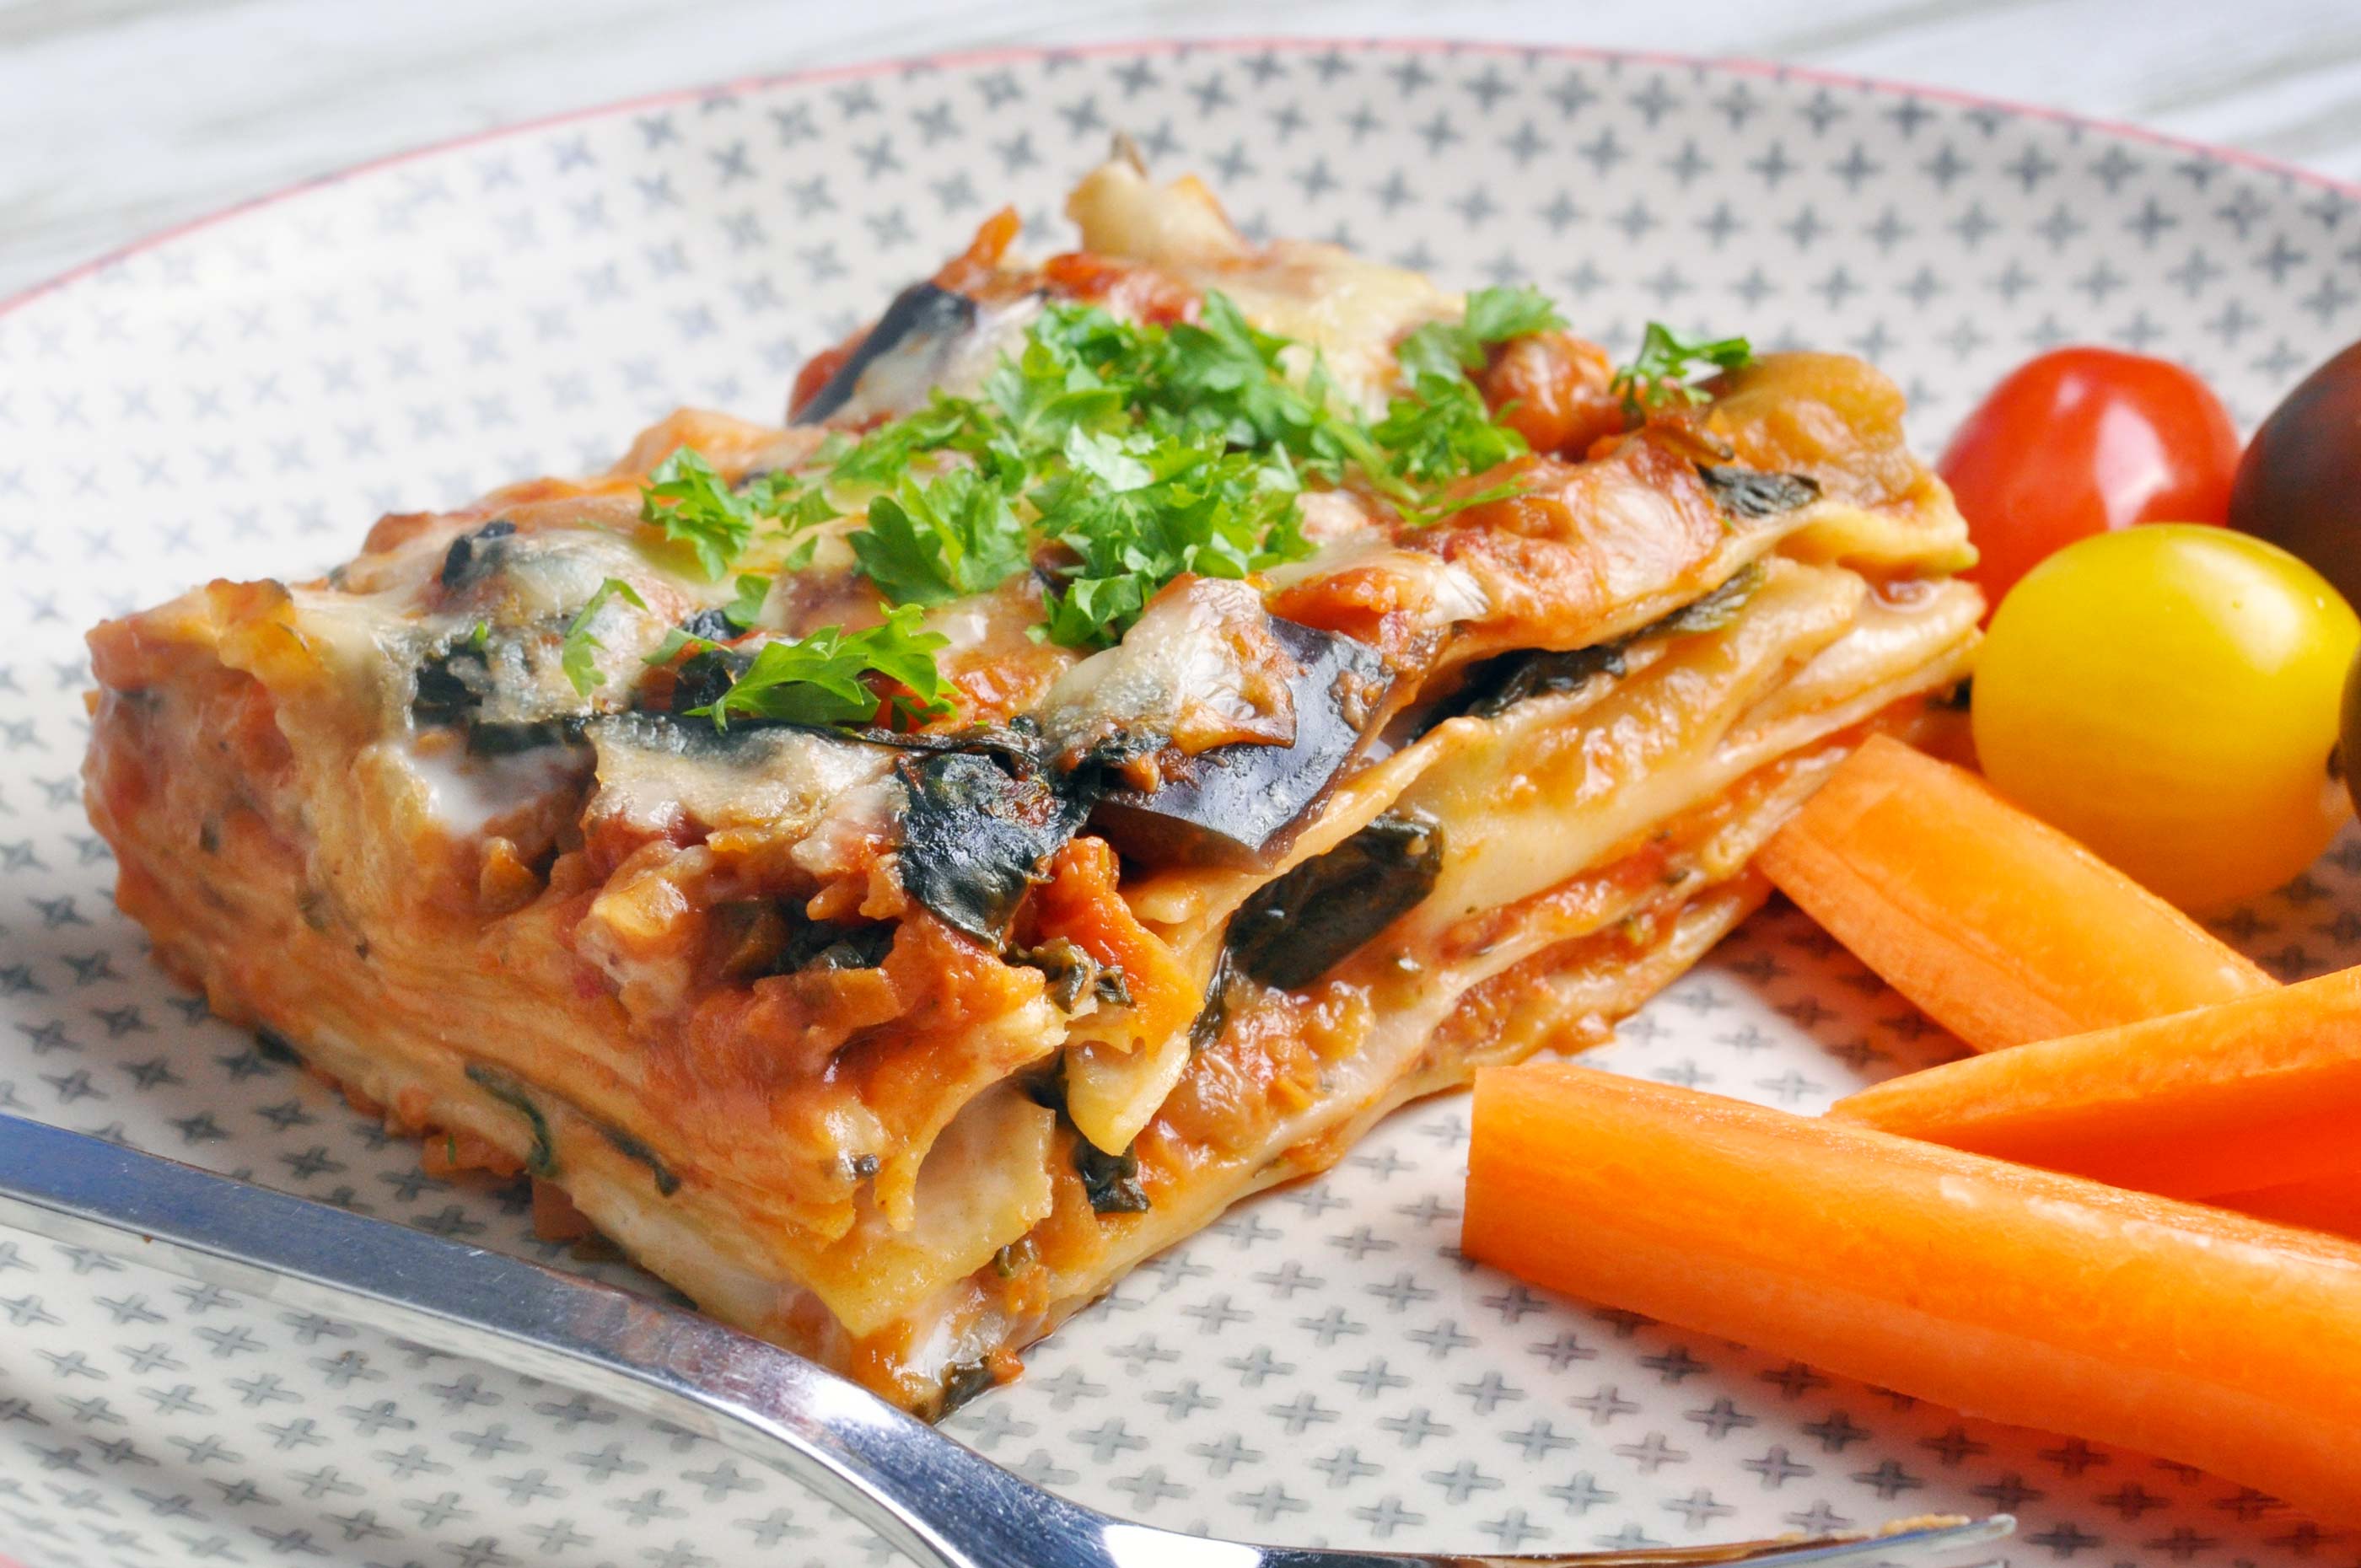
[3,40,2358,1568]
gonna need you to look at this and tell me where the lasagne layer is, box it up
[88,609,1958,1405]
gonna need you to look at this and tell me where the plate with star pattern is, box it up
[3,39,2358,1568]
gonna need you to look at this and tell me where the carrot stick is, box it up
[1754,734,2272,1052]
[2216,1168,2361,1239]
[1463,1063,2361,1524]
[1829,966,2361,1198]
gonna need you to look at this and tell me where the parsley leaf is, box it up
[851,468,1033,608]
[1462,283,1568,346]
[642,626,719,668]
[981,304,1137,459]
[560,577,649,697]
[1610,322,1755,416]
[827,395,996,489]
[639,453,835,580]
[1159,294,1374,482]
[1395,284,1568,383]
[742,468,841,534]
[1366,286,1571,520]
[1371,373,1527,490]
[1035,431,1310,647]
[722,573,772,630]
[640,449,757,578]
[694,605,953,730]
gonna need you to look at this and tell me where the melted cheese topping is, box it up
[1032,575,1297,764]
[586,717,897,840]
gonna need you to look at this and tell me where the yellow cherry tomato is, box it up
[1972,524,2359,914]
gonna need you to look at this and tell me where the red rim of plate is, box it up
[5,35,2357,321]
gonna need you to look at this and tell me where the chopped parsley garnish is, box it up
[1369,286,1568,520]
[560,577,648,697]
[642,626,718,668]
[825,395,999,490]
[1611,321,1755,416]
[625,279,1590,712]
[851,469,1032,608]
[1034,429,1308,647]
[722,572,772,631]
[828,283,1571,636]
[1394,284,1567,384]
[692,606,952,730]
[639,449,757,578]
[639,453,832,579]
[1370,373,1526,490]
[1153,294,1364,475]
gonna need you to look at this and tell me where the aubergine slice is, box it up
[790,280,979,427]
[1087,618,1395,870]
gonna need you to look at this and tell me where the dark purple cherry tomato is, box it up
[2229,337,2361,610]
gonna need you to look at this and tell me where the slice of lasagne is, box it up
[83,153,1979,1413]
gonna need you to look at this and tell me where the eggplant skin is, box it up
[896,750,1093,946]
[790,280,978,427]
[1088,619,1395,869]
[1224,811,1445,989]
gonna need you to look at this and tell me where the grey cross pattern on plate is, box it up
[2,38,2358,1568]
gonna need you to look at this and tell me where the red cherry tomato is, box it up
[1938,346,2241,611]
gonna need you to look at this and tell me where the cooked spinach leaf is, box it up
[777,916,895,975]
[1013,937,1131,1012]
[1638,560,1767,640]
[1225,812,1446,989]
[1697,463,1820,519]
[895,750,1094,945]
[936,1356,1002,1416]
[411,647,487,728]
[1433,642,1630,729]
[1423,561,1768,732]
[464,1064,557,1178]
[1073,1137,1151,1215]
[595,1124,681,1197]
[464,717,587,757]
[438,518,515,591]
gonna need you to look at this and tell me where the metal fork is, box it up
[0,1115,2009,1568]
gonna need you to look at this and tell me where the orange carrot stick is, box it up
[2217,1168,2361,1239]
[1463,1063,2361,1524]
[1754,733,2272,1052]
[1830,966,2361,1198]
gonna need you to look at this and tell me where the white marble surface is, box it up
[3,0,2358,298]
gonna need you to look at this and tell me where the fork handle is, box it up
[0,1114,1126,1568]
[0,1116,2009,1568]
